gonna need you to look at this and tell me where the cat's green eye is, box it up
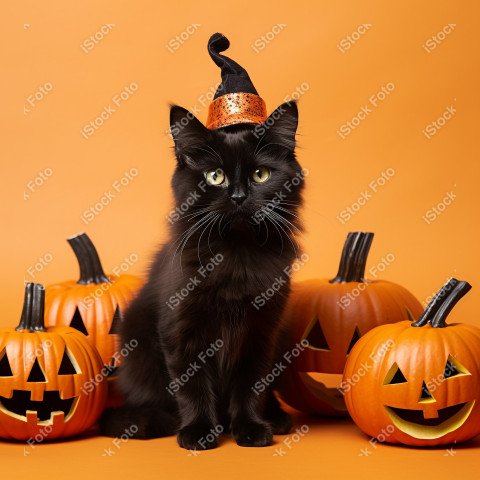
[251,166,270,184]
[205,168,225,186]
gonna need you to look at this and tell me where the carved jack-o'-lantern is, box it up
[278,232,423,416]
[344,279,480,446]
[45,233,142,370]
[0,283,106,440]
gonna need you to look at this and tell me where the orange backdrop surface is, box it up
[1,0,479,478]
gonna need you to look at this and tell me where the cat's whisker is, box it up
[177,212,217,267]
[273,205,301,219]
[196,213,219,267]
[207,214,221,256]
[264,213,284,255]
[184,208,212,222]
[269,210,301,233]
[171,212,215,266]
[268,212,300,257]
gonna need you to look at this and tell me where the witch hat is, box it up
[206,33,268,129]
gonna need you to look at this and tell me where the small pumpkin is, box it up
[343,278,480,446]
[278,232,423,416]
[45,233,142,370]
[0,283,107,440]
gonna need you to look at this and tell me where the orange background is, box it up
[1,0,479,478]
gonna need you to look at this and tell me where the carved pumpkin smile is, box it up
[385,401,475,439]
[0,390,78,424]
[279,232,422,416]
[0,283,107,440]
[344,279,480,446]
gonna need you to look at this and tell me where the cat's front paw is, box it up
[232,421,273,447]
[177,423,219,450]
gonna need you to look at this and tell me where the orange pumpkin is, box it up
[278,232,422,416]
[343,279,480,446]
[45,233,142,370]
[0,283,106,440]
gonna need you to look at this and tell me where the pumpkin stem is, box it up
[412,278,471,328]
[16,283,47,332]
[330,232,374,283]
[68,233,110,285]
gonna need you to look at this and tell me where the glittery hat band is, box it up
[206,92,267,130]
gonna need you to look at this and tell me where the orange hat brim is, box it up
[206,92,267,130]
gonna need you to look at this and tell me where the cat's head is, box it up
[169,101,304,248]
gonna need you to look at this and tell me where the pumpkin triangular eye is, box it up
[58,348,80,375]
[70,307,88,336]
[0,350,13,377]
[419,381,435,402]
[305,318,330,350]
[384,362,408,385]
[108,306,122,335]
[346,327,361,354]
[27,358,46,382]
[444,355,470,379]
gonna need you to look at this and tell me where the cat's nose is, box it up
[230,189,247,205]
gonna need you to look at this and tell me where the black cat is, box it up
[100,101,304,449]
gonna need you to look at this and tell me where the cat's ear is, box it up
[170,105,211,164]
[261,101,298,151]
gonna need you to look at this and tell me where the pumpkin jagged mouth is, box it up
[0,390,78,424]
[385,401,475,440]
[300,372,348,412]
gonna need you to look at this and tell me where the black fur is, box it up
[100,102,304,449]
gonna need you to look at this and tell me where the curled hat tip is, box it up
[208,33,230,55]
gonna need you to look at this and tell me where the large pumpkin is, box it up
[278,232,423,416]
[45,233,142,370]
[343,278,480,446]
[0,283,106,440]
